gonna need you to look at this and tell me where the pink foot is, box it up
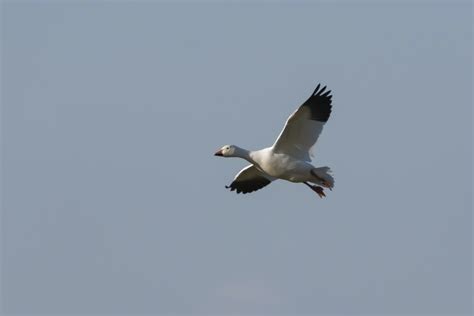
[313,186,326,198]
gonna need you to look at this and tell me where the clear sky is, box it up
[1,1,472,315]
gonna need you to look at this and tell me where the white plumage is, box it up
[215,84,335,198]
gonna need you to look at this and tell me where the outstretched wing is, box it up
[272,84,333,161]
[226,165,275,194]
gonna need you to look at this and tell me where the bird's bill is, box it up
[214,149,224,156]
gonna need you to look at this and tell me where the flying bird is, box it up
[214,84,335,198]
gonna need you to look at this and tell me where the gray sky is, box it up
[1,1,472,315]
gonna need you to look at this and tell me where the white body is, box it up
[250,148,315,183]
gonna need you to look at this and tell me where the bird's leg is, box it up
[304,182,326,198]
[310,170,332,191]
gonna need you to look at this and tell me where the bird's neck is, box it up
[233,146,255,164]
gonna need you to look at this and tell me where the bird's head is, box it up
[214,145,236,157]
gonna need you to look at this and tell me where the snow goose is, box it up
[214,84,334,198]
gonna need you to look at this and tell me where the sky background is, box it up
[1,1,472,315]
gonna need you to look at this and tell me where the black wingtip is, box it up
[312,83,330,97]
[301,83,333,122]
[311,83,321,96]
[311,83,333,99]
[225,177,271,195]
[317,85,327,96]
[322,90,331,97]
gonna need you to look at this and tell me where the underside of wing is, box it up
[226,165,274,194]
[272,84,333,161]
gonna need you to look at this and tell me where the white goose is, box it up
[214,84,335,198]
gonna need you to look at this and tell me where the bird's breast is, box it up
[257,153,295,178]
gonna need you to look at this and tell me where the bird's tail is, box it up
[311,167,335,189]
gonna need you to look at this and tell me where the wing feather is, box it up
[272,84,333,161]
[226,165,274,194]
